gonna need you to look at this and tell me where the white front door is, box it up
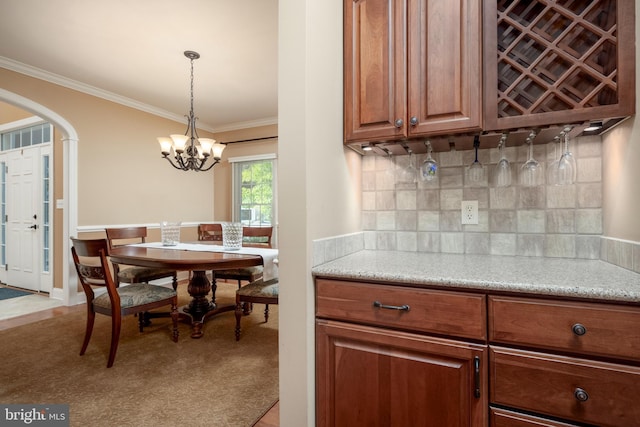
[2,145,52,292]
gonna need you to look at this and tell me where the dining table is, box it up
[108,242,279,338]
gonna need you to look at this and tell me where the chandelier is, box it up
[157,50,226,172]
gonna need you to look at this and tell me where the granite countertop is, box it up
[311,250,640,303]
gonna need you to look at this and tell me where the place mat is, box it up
[132,242,279,281]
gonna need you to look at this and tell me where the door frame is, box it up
[0,88,79,306]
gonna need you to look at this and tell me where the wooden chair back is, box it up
[242,226,273,248]
[105,226,148,250]
[71,237,120,310]
[198,223,223,243]
[198,223,273,249]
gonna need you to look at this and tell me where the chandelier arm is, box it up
[197,159,220,172]
[162,155,186,171]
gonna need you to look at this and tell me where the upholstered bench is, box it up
[235,278,279,341]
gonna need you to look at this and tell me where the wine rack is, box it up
[484,0,635,130]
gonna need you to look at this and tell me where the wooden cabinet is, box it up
[315,279,487,426]
[488,296,640,427]
[483,0,636,131]
[315,278,640,426]
[343,0,482,144]
[488,295,640,362]
[490,407,583,427]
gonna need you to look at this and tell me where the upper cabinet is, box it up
[344,0,483,144]
[483,0,636,131]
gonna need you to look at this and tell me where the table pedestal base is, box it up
[180,270,235,339]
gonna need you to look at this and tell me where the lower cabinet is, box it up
[490,346,640,427]
[488,295,640,427]
[315,279,640,427]
[316,319,487,427]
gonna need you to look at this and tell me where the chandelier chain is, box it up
[189,56,195,121]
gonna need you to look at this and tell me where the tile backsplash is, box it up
[362,135,605,259]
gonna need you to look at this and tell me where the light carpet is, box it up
[0,283,279,427]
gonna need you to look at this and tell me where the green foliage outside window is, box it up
[240,160,273,226]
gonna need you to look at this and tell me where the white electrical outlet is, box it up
[461,200,478,225]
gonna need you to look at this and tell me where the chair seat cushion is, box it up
[118,266,175,283]
[215,266,263,279]
[94,284,177,310]
[237,278,279,298]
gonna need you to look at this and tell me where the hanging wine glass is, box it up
[520,130,542,187]
[420,140,438,182]
[493,133,511,187]
[467,135,485,184]
[547,135,561,185]
[398,149,418,184]
[557,131,576,185]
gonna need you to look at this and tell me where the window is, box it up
[229,154,276,227]
[42,153,51,272]
[1,122,51,152]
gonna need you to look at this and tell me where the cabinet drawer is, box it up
[490,407,580,427]
[490,346,640,427]
[316,279,486,340]
[489,296,640,362]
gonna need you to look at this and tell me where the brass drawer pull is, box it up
[572,323,587,336]
[574,387,589,402]
[373,301,410,312]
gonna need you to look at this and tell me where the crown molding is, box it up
[0,56,277,133]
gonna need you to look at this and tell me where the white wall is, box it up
[278,0,361,425]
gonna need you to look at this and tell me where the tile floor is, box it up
[0,290,64,321]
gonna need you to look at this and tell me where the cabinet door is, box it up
[316,319,487,427]
[344,0,407,143]
[407,0,482,135]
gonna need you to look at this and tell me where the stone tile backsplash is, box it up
[312,135,640,275]
[362,135,606,260]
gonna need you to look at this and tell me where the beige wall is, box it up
[601,6,640,242]
[602,117,640,242]
[0,67,220,226]
[0,101,31,122]
[0,68,277,293]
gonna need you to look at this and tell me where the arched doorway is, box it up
[0,88,79,306]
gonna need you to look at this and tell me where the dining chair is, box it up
[211,225,274,289]
[234,278,279,341]
[196,224,275,309]
[71,237,179,368]
[106,226,178,290]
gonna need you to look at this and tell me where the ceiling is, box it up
[0,0,278,133]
